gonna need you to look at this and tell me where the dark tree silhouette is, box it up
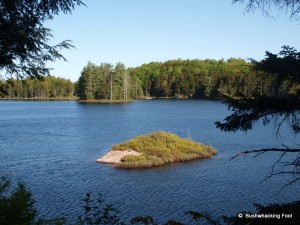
[216,46,300,186]
[0,0,84,80]
[233,0,300,20]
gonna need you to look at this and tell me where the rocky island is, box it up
[97,131,217,168]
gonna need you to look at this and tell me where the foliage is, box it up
[0,176,65,225]
[129,58,271,99]
[77,58,278,101]
[1,174,299,225]
[112,131,217,168]
[0,176,37,225]
[232,0,300,20]
[251,46,300,96]
[216,46,300,186]
[1,76,75,99]
[2,57,279,101]
[0,0,84,80]
[76,193,124,225]
[76,62,133,101]
[215,95,300,133]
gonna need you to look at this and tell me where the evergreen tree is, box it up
[215,46,300,186]
[0,0,84,80]
[233,0,300,21]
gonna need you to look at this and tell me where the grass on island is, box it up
[1,98,133,103]
[77,99,133,104]
[112,131,217,168]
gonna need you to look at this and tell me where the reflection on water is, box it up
[0,100,299,223]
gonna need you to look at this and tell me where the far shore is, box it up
[0,97,78,101]
[0,97,133,103]
[0,96,221,103]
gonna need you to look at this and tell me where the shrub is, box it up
[113,131,217,168]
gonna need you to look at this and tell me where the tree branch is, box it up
[230,148,300,160]
[230,147,300,187]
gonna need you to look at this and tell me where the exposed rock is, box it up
[97,149,142,164]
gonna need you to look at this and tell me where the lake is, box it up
[0,100,299,223]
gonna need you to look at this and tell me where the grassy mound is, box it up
[112,131,217,168]
[78,99,133,104]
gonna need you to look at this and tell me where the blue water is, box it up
[0,100,299,223]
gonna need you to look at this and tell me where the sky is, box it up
[45,0,300,82]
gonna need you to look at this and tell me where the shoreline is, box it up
[77,99,134,104]
[0,97,221,102]
[0,98,134,104]
[0,97,78,101]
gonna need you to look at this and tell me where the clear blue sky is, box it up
[46,0,300,82]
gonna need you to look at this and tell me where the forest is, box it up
[1,76,75,99]
[2,57,294,100]
[76,58,286,100]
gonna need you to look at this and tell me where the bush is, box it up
[1,176,299,225]
[113,131,217,168]
[0,176,37,225]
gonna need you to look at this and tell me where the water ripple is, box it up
[0,100,299,223]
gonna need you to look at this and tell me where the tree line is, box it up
[76,58,283,100]
[2,58,291,100]
[2,57,294,101]
[1,76,75,99]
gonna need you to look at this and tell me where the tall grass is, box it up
[112,131,217,168]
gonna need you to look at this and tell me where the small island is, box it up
[97,131,217,168]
